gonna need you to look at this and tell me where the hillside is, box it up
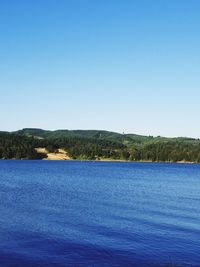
[0,128,200,162]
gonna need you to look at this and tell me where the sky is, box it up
[0,0,200,137]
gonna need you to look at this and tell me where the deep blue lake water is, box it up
[0,161,200,267]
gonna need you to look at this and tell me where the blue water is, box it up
[0,161,200,267]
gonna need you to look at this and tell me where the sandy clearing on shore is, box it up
[35,148,71,160]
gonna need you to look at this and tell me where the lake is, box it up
[0,161,200,266]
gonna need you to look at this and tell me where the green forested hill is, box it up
[15,128,124,141]
[0,128,200,162]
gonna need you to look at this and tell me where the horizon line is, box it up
[1,127,199,140]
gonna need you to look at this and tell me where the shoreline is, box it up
[0,158,197,164]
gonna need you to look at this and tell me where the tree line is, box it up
[0,132,200,162]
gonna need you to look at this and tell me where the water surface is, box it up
[0,161,200,266]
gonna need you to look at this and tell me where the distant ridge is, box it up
[0,128,199,162]
[12,128,196,142]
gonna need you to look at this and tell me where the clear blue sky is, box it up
[1,0,200,137]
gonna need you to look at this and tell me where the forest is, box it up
[0,128,200,162]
